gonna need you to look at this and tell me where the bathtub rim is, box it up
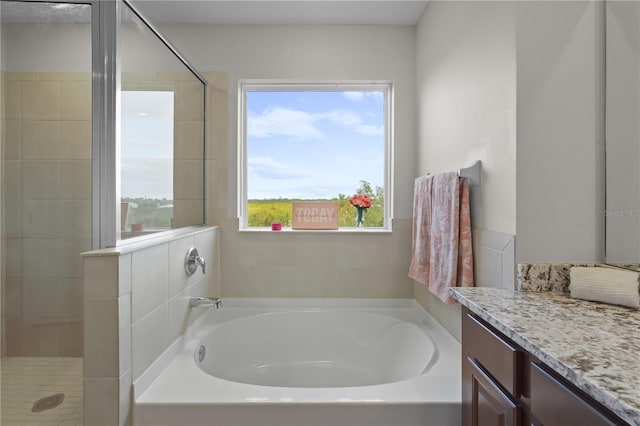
[133,298,461,405]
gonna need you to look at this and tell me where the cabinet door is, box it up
[530,362,619,426]
[468,357,520,426]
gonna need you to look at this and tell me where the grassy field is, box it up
[248,198,384,228]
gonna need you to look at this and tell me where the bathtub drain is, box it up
[198,345,206,362]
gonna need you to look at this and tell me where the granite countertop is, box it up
[450,287,640,426]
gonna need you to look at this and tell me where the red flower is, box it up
[349,194,372,208]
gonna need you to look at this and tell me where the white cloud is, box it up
[321,110,384,136]
[248,104,384,142]
[248,156,310,180]
[248,107,325,141]
[342,91,384,104]
[343,92,364,101]
[321,110,361,127]
[354,124,384,136]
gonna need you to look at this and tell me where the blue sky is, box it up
[247,90,385,200]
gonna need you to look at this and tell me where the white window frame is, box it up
[237,80,394,232]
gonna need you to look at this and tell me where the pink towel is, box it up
[408,172,474,303]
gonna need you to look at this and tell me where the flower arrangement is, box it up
[349,194,372,209]
[349,194,372,228]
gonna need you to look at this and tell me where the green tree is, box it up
[246,181,385,228]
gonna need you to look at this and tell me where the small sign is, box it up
[292,202,339,230]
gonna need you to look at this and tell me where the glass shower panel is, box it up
[120,4,205,240]
[1,2,90,425]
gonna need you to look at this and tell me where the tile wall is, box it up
[172,76,205,229]
[218,217,416,298]
[202,71,416,299]
[83,226,219,426]
[1,71,91,356]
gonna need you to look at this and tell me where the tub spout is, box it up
[189,297,222,309]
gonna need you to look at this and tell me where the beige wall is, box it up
[416,1,517,236]
[162,25,417,223]
[516,0,605,263]
[414,0,605,338]
[164,25,418,299]
[606,1,640,263]
[2,71,92,356]
[414,1,517,339]
[83,226,219,426]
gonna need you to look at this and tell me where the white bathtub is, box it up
[134,299,461,426]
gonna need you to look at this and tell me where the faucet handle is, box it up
[196,256,206,274]
[185,247,206,276]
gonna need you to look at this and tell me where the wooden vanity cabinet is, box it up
[529,362,619,426]
[465,355,520,426]
[462,309,522,426]
[461,307,626,426]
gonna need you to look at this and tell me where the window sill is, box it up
[238,227,393,234]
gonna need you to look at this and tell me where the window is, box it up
[238,82,393,230]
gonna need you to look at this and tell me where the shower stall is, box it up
[0,1,206,424]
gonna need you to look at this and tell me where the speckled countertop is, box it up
[450,288,640,426]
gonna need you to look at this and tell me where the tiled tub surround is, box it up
[450,287,640,426]
[83,226,220,426]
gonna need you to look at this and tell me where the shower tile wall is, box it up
[1,71,91,356]
[171,75,205,229]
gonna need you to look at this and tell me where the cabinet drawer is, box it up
[463,312,519,396]
[530,362,619,426]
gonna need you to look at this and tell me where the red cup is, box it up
[271,222,282,231]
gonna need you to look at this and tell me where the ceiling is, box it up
[131,1,429,26]
[0,0,429,26]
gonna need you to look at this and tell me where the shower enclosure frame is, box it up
[92,0,207,249]
[1,2,208,421]
[3,0,207,250]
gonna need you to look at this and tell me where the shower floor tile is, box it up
[1,357,83,426]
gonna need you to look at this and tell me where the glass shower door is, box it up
[1,2,92,425]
